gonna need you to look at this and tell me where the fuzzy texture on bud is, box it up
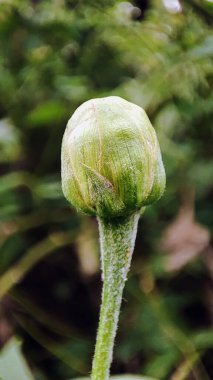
[61,96,165,219]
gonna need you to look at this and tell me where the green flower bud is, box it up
[61,96,165,219]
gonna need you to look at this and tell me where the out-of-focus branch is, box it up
[170,352,203,380]
[0,231,75,300]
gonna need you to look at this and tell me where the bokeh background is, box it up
[0,1,213,379]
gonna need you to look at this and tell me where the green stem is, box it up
[91,212,140,380]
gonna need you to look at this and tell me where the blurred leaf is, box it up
[192,330,213,349]
[188,35,213,59]
[34,178,62,200]
[144,350,179,379]
[0,119,21,162]
[0,338,34,380]
[54,75,89,102]
[27,101,68,127]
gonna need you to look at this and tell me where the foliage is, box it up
[0,0,213,379]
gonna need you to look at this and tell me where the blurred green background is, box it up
[0,0,213,379]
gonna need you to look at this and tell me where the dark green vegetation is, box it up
[0,1,213,379]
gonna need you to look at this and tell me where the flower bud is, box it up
[61,96,165,219]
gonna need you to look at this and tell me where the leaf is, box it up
[0,338,34,380]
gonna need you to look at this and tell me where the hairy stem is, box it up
[91,213,140,380]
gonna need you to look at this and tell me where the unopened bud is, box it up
[61,96,165,219]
